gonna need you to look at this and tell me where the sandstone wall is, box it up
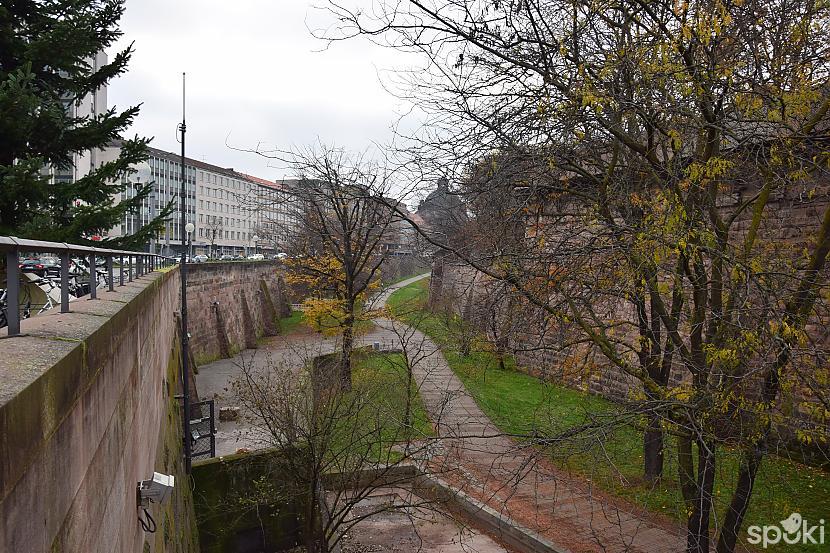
[186,261,291,364]
[432,215,830,454]
[0,270,197,553]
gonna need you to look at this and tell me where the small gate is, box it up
[189,399,216,460]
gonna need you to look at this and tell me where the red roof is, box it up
[239,173,284,190]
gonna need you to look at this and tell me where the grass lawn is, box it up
[278,310,305,335]
[388,278,830,553]
[383,271,430,287]
[352,351,434,442]
[326,351,434,465]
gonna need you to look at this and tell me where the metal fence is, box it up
[189,399,216,460]
[0,235,175,337]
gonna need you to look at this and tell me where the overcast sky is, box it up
[107,0,411,181]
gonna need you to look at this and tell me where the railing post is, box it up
[209,399,215,457]
[89,253,97,299]
[128,256,133,282]
[60,252,70,313]
[5,249,20,336]
[107,256,114,292]
[119,255,124,286]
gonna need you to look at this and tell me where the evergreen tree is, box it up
[0,0,170,248]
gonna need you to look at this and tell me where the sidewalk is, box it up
[375,276,687,553]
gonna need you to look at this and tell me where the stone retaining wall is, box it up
[186,261,291,364]
[0,270,197,553]
[431,250,829,458]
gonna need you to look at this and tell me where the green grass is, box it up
[352,351,434,442]
[323,351,434,466]
[277,309,374,337]
[384,272,430,287]
[387,278,830,552]
[278,310,305,335]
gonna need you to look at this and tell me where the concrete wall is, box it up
[186,261,291,364]
[0,269,198,553]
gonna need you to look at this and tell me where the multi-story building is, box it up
[105,144,301,256]
[42,52,109,186]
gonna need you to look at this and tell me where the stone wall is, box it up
[192,449,306,553]
[0,269,198,553]
[186,261,291,364]
[431,237,829,455]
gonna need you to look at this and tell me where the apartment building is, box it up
[192,162,301,256]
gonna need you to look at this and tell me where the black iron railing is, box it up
[0,235,175,337]
[189,399,216,459]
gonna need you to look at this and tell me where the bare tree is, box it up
[205,214,223,257]
[320,2,830,552]
[230,337,445,552]
[274,147,402,391]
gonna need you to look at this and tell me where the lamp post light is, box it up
[252,234,259,256]
[186,222,195,259]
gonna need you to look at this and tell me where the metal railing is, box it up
[189,399,216,460]
[0,236,176,337]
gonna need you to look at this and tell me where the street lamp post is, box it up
[252,234,259,256]
[147,179,157,255]
[179,72,192,474]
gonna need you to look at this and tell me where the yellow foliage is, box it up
[302,298,348,336]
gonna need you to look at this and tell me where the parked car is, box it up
[193,254,209,263]
[247,253,265,261]
[19,257,59,277]
[219,254,234,261]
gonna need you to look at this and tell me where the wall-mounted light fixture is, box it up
[137,472,175,508]
[136,472,175,533]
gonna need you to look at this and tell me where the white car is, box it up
[193,254,209,263]
[247,253,265,261]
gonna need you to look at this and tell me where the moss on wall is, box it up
[146,336,199,553]
[192,449,306,553]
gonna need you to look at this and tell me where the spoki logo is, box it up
[747,513,825,548]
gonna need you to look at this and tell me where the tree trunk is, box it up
[404,357,413,444]
[678,433,697,509]
[340,310,354,391]
[687,440,716,553]
[644,413,664,481]
[716,445,763,553]
[304,477,329,553]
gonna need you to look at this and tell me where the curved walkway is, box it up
[376,275,687,553]
[199,274,688,552]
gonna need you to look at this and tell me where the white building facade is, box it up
[105,144,300,256]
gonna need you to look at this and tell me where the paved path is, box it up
[199,274,688,552]
[374,275,687,553]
